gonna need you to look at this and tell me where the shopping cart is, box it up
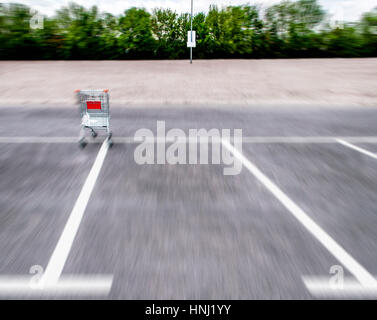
[75,89,113,148]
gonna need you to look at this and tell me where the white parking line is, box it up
[0,137,77,143]
[221,139,377,287]
[242,137,377,144]
[0,275,113,296]
[40,139,110,287]
[1,136,377,144]
[337,139,377,160]
[0,139,113,296]
[302,277,377,297]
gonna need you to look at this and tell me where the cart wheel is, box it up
[108,139,113,148]
[79,139,87,149]
[91,131,97,138]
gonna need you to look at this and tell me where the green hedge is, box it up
[0,1,376,59]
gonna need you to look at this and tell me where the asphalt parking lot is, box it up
[0,105,376,299]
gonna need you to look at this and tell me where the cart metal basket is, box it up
[75,89,113,148]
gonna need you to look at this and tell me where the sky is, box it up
[9,0,377,22]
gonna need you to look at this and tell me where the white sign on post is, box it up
[187,31,196,48]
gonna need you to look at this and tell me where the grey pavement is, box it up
[0,105,376,299]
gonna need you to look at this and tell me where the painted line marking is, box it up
[221,138,377,287]
[0,276,113,296]
[0,139,113,296]
[0,137,78,143]
[302,277,377,297]
[241,137,377,144]
[337,139,377,160]
[1,136,377,144]
[40,139,110,287]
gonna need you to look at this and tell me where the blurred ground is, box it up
[0,58,377,299]
[0,106,377,299]
[1,59,377,107]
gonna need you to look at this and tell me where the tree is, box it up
[151,8,184,58]
[54,3,106,59]
[265,0,325,57]
[0,1,376,60]
[0,3,41,59]
[118,8,155,59]
[360,8,377,56]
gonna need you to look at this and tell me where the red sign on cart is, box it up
[87,101,101,110]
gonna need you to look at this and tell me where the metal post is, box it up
[190,0,193,64]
